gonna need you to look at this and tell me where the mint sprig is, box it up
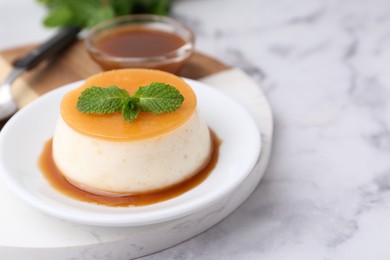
[76,82,184,122]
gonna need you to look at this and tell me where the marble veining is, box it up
[1,0,390,259]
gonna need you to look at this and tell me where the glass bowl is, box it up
[85,14,195,74]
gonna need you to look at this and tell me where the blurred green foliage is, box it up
[37,0,171,28]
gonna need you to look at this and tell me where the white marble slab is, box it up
[1,0,390,259]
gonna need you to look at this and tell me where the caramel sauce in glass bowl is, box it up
[85,15,195,74]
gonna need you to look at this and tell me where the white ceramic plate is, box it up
[0,78,261,227]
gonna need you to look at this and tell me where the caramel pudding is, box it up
[52,69,212,196]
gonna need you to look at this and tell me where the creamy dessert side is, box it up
[52,69,212,196]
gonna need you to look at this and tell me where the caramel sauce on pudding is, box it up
[39,131,220,207]
[60,69,196,141]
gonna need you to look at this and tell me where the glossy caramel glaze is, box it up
[60,69,197,141]
[39,131,221,207]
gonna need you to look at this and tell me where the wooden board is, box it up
[0,40,230,127]
[0,41,229,95]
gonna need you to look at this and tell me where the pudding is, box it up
[52,69,212,196]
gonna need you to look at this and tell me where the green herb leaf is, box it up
[37,0,171,28]
[85,5,115,28]
[76,83,184,122]
[77,86,130,114]
[134,82,184,114]
[122,98,139,122]
[43,6,73,27]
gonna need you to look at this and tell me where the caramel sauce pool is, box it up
[95,27,186,58]
[39,131,220,207]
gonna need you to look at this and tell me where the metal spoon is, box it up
[0,26,80,121]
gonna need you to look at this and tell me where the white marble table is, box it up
[1,0,390,259]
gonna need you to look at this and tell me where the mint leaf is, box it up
[86,5,115,28]
[76,82,184,122]
[37,0,171,28]
[134,82,184,114]
[43,6,73,27]
[122,98,139,122]
[76,86,130,114]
